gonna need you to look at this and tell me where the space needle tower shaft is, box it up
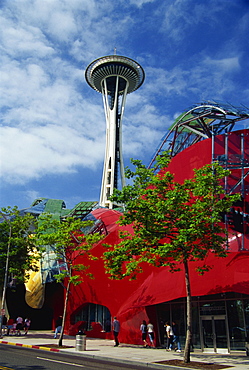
[85,55,145,208]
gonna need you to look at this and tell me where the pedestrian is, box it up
[112,316,120,347]
[172,321,181,352]
[147,321,155,347]
[2,315,8,335]
[6,318,14,335]
[54,315,63,338]
[165,321,174,351]
[140,320,149,347]
[11,322,16,335]
[16,316,23,336]
[23,318,31,335]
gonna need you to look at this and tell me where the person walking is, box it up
[1,315,7,335]
[165,321,174,351]
[147,321,155,347]
[54,315,63,338]
[140,320,149,347]
[172,321,181,352]
[23,318,31,335]
[6,318,14,336]
[16,316,23,336]
[112,316,120,347]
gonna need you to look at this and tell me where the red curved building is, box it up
[64,102,249,354]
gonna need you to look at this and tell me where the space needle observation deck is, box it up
[85,54,145,209]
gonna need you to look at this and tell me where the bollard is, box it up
[75,330,86,351]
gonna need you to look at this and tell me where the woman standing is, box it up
[165,321,174,351]
[147,321,155,347]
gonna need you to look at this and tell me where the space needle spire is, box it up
[85,54,145,209]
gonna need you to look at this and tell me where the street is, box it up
[0,344,171,370]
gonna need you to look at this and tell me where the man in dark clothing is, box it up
[1,315,7,335]
[172,321,181,352]
[112,316,120,347]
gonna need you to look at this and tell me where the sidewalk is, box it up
[0,331,248,370]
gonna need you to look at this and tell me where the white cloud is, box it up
[128,0,156,8]
[24,190,41,205]
[203,57,240,71]
[143,66,188,96]
[0,12,54,57]
[141,54,241,102]
[0,123,105,185]
[158,0,227,42]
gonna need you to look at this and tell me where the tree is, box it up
[35,214,103,347]
[0,206,39,337]
[0,207,39,287]
[103,154,240,363]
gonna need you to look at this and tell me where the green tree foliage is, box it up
[0,206,39,289]
[103,154,240,363]
[35,214,103,347]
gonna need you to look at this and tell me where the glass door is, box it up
[202,318,213,349]
[215,318,228,350]
[201,315,229,353]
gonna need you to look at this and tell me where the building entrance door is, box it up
[200,315,230,353]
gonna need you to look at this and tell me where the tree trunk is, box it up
[0,215,11,338]
[183,259,192,363]
[58,277,71,347]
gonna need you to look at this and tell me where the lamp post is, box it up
[0,212,11,338]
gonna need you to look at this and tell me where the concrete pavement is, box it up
[0,331,248,369]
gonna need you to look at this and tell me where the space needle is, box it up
[85,53,145,209]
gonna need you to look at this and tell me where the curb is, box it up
[0,340,60,352]
[0,339,185,370]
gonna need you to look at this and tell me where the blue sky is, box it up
[1,0,249,210]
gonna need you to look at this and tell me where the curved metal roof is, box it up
[149,101,249,168]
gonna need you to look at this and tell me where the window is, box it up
[73,303,111,332]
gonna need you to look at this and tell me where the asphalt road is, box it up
[0,344,166,370]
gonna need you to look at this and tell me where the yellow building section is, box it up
[23,199,98,309]
[25,256,45,309]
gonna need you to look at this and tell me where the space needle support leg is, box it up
[118,85,129,189]
[100,78,113,208]
[99,76,127,208]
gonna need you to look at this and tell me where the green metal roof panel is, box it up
[65,201,98,218]
[44,199,66,215]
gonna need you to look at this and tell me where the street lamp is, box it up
[0,212,11,338]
